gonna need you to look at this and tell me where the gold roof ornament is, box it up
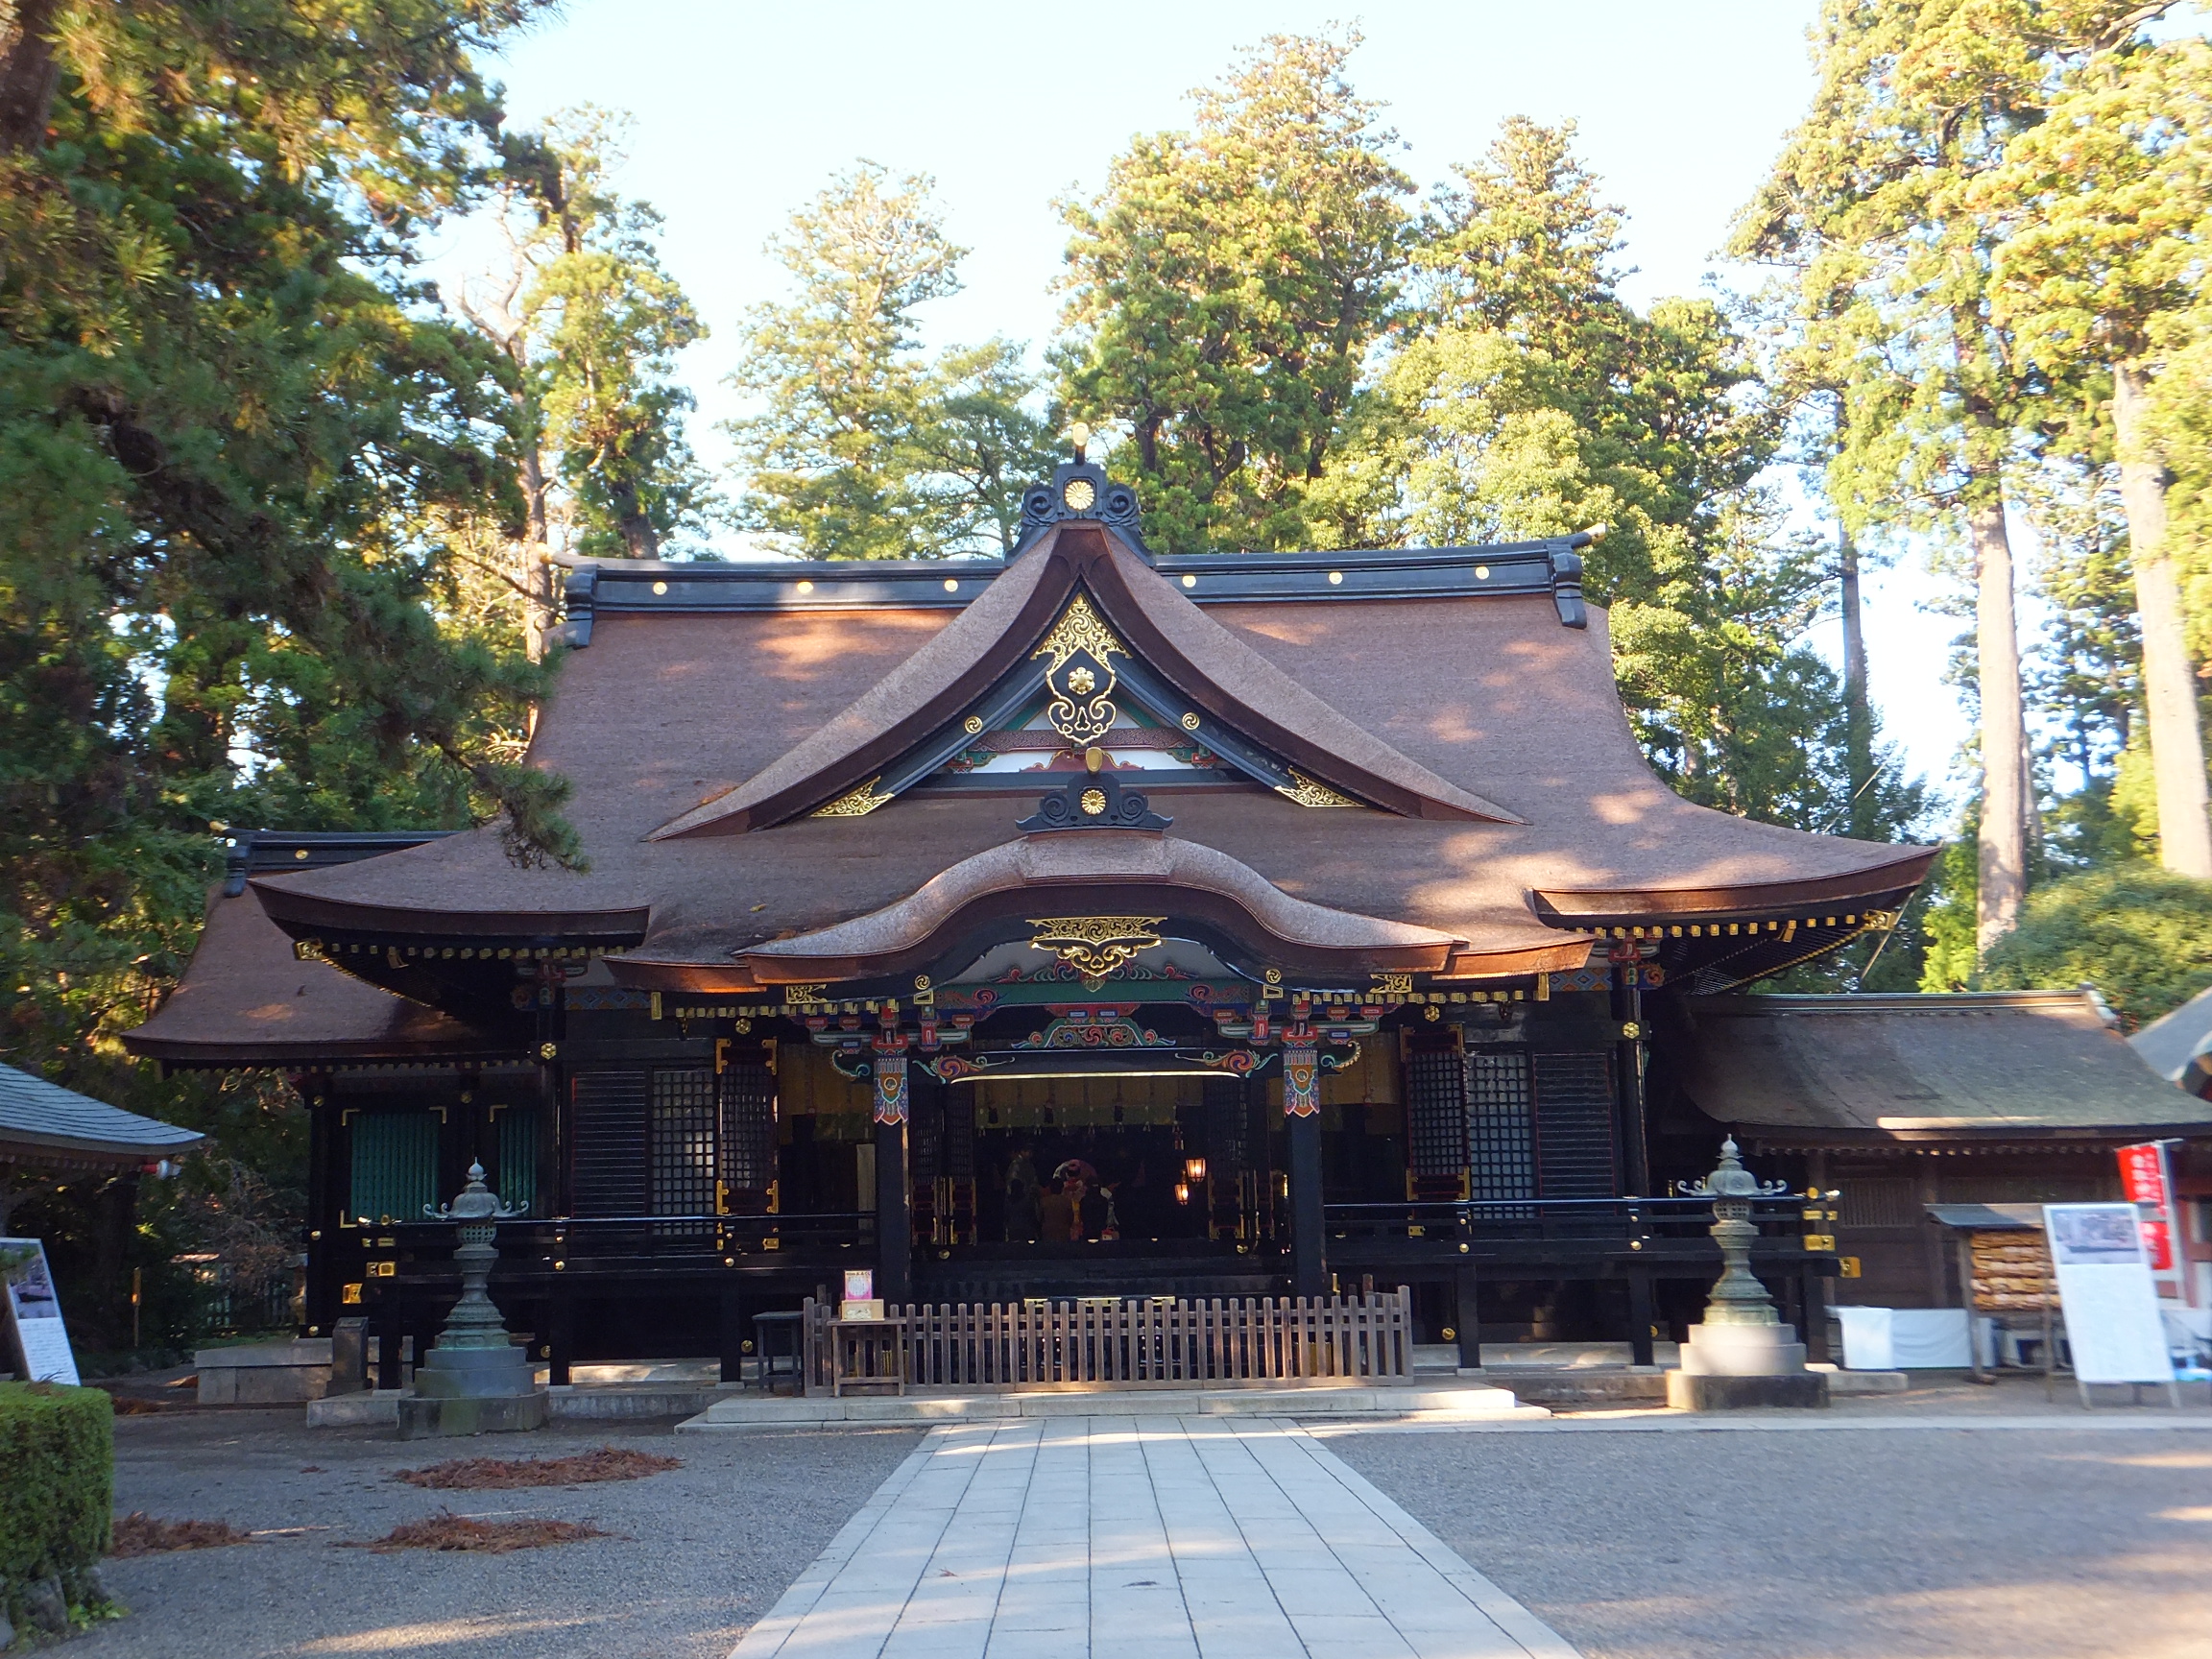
[1032,593,1127,747]
[810,777,894,818]
[1026,915,1165,980]
[1278,769,1360,808]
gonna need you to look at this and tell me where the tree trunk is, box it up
[517,440,555,663]
[2113,361,2212,878]
[1839,523,1876,838]
[0,0,62,156]
[1972,492,2029,954]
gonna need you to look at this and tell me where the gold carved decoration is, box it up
[811,776,894,818]
[1370,972,1413,998]
[1079,787,1108,816]
[1180,711,1201,731]
[1027,915,1164,979]
[962,715,984,734]
[1277,769,1360,808]
[1032,593,1126,747]
[1063,477,1096,512]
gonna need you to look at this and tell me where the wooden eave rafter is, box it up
[645,521,1524,839]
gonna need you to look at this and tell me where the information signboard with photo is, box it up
[2043,1204,2174,1385]
[0,1237,81,1385]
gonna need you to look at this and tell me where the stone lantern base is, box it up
[1667,1369,1829,1411]
[397,1389,550,1439]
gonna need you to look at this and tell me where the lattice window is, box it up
[718,1062,776,1201]
[1531,1052,1616,1197]
[1203,1077,1250,1172]
[348,1112,438,1226]
[1837,1176,1920,1230]
[908,1084,943,1185]
[572,1070,649,1215]
[1464,1048,1535,1201]
[941,1089,975,1180]
[651,1068,718,1218]
[1405,1048,1468,1178]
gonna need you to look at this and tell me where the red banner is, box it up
[2118,1142,2176,1273]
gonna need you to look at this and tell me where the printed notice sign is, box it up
[0,1238,81,1386]
[2044,1205,2173,1385]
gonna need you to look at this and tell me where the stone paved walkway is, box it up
[731,1417,1578,1659]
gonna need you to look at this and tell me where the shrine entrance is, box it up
[962,1071,1271,1247]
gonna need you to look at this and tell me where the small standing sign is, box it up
[2044,1204,2176,1406]
[0,1238,82,1385]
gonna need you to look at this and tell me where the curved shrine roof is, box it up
[189,512,1930,1022]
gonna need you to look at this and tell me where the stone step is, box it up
[675,1382,1547,1431]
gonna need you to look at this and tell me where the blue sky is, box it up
[445,0,1976,810]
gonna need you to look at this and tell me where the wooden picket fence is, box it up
[801,1289,1410,1394]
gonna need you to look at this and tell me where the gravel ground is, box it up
[1334,1378,2212,1659]
[77,1410,920,1659]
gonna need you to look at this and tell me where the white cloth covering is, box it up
[1836,1306,1974,1370]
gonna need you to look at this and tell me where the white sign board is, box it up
[2044,1204,2174,1385]
[0,1238,81,1385]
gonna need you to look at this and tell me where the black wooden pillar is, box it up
[1800,1266,1830,1364]
[1286,1107,1326,1299]
[1454,1263,1481,1369]
[536,967,567,1217]
[876,1115,912,1304]
[1627,1269,1655,1367]
[1611,974,1651,1196]
[302,1073,337,1335]
[719,1284,750,1384]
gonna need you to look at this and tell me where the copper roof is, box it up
[136,512,1936,1052]
[125,884,512,1068]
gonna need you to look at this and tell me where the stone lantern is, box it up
[397,1162,549,1438]
[1666,1138,1828,1410]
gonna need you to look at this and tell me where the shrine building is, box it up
[132,454,2196,1378]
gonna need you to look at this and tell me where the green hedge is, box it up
[0,1382,113,1618]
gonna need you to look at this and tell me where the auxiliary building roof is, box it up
[1670,990,2208,1143]
[0,1061,204,1168]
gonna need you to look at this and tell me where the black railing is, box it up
[1324,1196,1814,1247]
[372,1210,878,1271]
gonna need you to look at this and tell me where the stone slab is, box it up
[1667,1371,1830,1411]
[1810,1365,1911,1395]
[396,1389,551,1439]
[307,1382,738,1428]
[306,1389,403,1427]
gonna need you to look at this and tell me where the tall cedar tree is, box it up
[1055,32,1413,553]
[728,163,1055,559]
[1734,0,2053,955]
[0,0,577,1117]
[1981,15,2212,876]
[458,107,718,656]
[1323,117,1919,841]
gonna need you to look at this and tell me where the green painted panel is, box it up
[495,1106,540,1216]
[349,1112,439,1225]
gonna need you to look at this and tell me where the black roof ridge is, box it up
[552,528,1596,645]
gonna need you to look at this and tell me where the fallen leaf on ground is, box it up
[346,1511,613,1553]
[110,1513,252,1556]
[392,1447,680,1489]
